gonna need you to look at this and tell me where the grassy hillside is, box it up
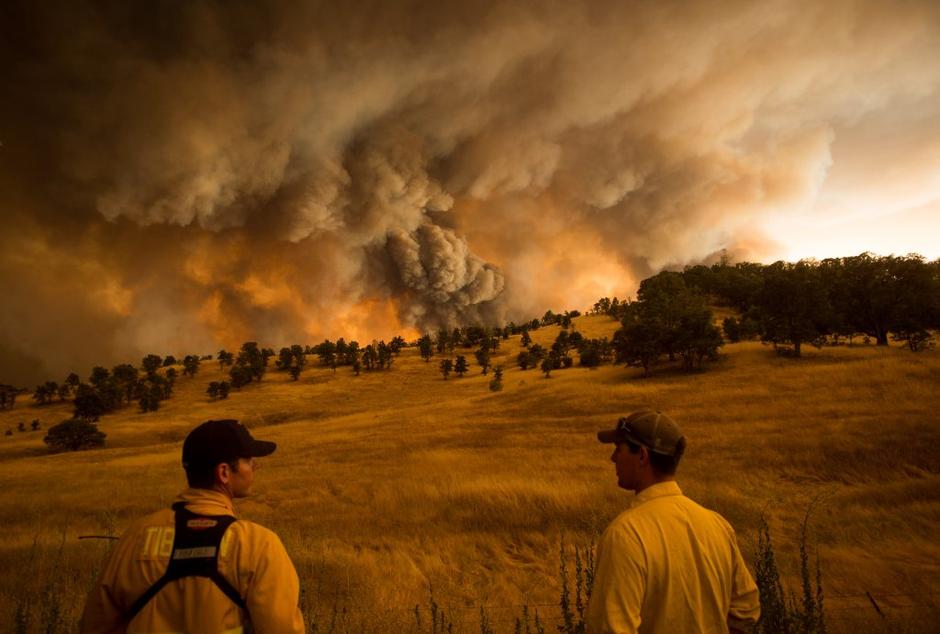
[1,315,938,632]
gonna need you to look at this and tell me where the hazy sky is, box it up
[1,0,938,385]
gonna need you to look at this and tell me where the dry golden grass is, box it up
[1,316,938,632]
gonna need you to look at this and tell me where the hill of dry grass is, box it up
[1,314,938,632]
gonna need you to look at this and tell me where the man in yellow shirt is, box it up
[80,419,305,633]
[586,410,760,633]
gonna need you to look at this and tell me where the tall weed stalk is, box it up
[556,540,595,634]
[755,507,826,634]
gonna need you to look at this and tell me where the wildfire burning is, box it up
[2,0,939,383]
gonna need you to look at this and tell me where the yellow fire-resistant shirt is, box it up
[586,481,760,634]
[80,488,305,634]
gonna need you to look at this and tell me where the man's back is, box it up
[586,481,759,633]
[81,488,304,634]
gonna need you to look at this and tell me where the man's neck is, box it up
[633,475,675,495]
[209,483,234,500]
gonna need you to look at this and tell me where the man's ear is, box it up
[215,462,231,484]
[638,445,650,465]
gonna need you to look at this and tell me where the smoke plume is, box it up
[2,0,939,384]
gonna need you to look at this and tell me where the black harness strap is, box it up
[125,502,248,623]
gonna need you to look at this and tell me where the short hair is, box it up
[185,458,241,489]
[625,437,686,476]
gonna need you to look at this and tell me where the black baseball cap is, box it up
[597,409,685,457]
[182,419,276,470]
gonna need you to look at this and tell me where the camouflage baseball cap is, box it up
[597,409,685,457]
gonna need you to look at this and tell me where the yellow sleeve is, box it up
[585,523,645,634]
[79,538,131,634]
[244,528,305,634]
[727,528,760,631]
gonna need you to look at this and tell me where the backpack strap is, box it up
[125,502,248,623]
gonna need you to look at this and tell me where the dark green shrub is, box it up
[43,419,106,452]
[489,366,503,392]
[723,317,742,342]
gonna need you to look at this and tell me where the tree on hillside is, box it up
[183,355,201,377]
[290,345,307,372]
[112,363,139,405]
[138,378,166,412]
[362,345,378,371]
[614,319,666,378]
[344,341,360,366]
[821,253,924,346]
[261,348,275,367]
[540,355,556,378]
[418,334,434,362]
[486,335,500,352]
[44,419,106,452]
[89,366,110,390]
[517,351,533,370]
[142,354,163,377]
[0,385,18,410]
[163,355,177,367]
[377,341,393,369]
[635,271,691,362]
[527,344,546,364]
[612,272,725,375]
[454,355,468,377]
[236,342,266,382]
[757,261,831,356]
[207,382,221,400]
[674,304,724,371]
[577,338,611,367]
[207,380,231,400]
[32,381,58,405]
[315,340,337,367]
[229,365,252,389]
[520,330,532,347]
[489,365,504,392]
[276,347,294,371]
[160,372,174,399]
[593,297,612,315]
[707,261,764,312]
[722,317,742,343]
[65,372,80,392]
[435,330,449,354]
[474,347,491,375]
[73,384,106,421]
[217,350,234,369]
[439,358,452,380]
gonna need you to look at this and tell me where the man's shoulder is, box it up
[225,517,288,552]
[229,517,280,538]
[614,491,734,530]
[603,506,647,543]
[119,507,283,542]
[121,507,174,535]
[673,494,737,531]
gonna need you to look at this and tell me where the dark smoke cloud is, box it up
[2,0,938,385]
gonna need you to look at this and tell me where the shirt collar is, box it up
[176,487,237,516]
[631,480,682,507]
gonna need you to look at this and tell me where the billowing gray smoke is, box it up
[1,0,939,384]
